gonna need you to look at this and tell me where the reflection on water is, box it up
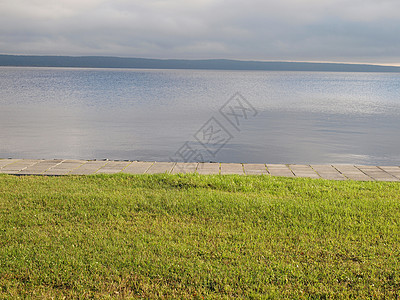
[0,67,399,165]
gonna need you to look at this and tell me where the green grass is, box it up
[0,173,399,299]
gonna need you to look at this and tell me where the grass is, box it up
[0,173,399,299]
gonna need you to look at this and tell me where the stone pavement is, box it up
[0,159,399,182]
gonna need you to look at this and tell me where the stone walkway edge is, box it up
[0,159,400,182]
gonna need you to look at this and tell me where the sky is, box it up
[1,0,399,65]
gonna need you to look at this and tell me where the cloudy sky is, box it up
[1,0,399,65]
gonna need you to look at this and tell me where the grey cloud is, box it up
[0,0,399,64]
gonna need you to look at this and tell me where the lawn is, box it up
[0,173,399,299]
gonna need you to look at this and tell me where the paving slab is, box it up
[43,160,87,175]
[356,166,399,182]
[220,163,244,175]
[0,160,42,174]
[197,163,220,175]
[68,161,108,175]
[96,161,131,174]
[333,165,373,181]
[146,162,175,174]
[122,161,154,174]
[18,160,64,175]
[266,164,295,177]
[2,159,400,182]
[243,164,269,175]
[0,159,21,169]
[311,165,346,180]
[378,166,400,180]
[171,162,198,174]
[289,165,320,179]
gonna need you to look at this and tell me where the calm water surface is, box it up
[1,67,399,165]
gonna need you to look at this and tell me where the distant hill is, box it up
[1,54,400,72]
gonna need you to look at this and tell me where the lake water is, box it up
[1,67,399,165]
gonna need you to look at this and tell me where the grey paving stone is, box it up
[333,165,373,181]
[378,166,400,180]
[311,165,346,180]
[348,175,374,181]
[146,162,175,174]
[96,161,131,174]
[122,161,154,174]
[356,166,399,182]
[365,173,399,182]
[243,164,269,175]
[18,160,63,175]
[266,164,294,177]
[333,164,366,174]
[0,160,42,174]
[3,158,400,182]
[0,159,21,169]
[220,163,244,175]
[43,160,87,175]
[245,171,268,175]
[43,161,86,175]
[289,165,320,179]
[171,162,198,174]
[197,163,220,175]
[69,161,108,175]
[379,166,400,171]
[267,164,287,168]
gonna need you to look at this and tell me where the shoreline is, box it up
[1,158,399,181]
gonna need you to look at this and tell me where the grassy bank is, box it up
[0,173,399,298]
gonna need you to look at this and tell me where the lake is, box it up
[0,67,399,165]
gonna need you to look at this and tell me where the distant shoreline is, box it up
[1,54,400,73]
